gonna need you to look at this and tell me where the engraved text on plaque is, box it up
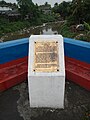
[33,41,59,72]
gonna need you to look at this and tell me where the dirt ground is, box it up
[0,80,90,120]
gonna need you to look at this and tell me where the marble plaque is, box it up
[33,41,59,72]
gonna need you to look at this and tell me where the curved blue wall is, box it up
[64,38,90,64]
[0,37,90,64]
[0,38,29,64]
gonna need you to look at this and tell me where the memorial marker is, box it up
[34,41,59,72]
[28,35,65,108]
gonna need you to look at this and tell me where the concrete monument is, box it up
[28,35,65,108]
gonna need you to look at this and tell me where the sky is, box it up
[5,0,71,7]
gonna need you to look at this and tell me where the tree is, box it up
[52,1,71,19]
[69,0,90,24]
[54,2,58,7]
[0,0,17,9]
[45,2,48,6]
[0,0,6,7]
[16,0,40,19]
[71,0,84,23]
[17,0,33,16]
[52,0,90,24]
[82,0,90,23]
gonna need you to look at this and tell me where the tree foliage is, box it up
[52,1,72,19]
[16,0,40,19]
[52,0,90,24]
[69,0,90,24]
[0,0,6,6]
[0,0,17,8]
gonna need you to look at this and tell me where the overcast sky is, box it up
[5,0,72,7]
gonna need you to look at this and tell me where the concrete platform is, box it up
[0,80,90,120]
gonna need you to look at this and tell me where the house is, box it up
[0,6,21,21]
[0,6,12,15]
[6,9,21,21]
[39,4,51,14]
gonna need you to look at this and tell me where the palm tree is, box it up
[72,0,83,23]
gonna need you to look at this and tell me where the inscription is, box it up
[33,41,59,72]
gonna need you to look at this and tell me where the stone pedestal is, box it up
[28,35,65,108]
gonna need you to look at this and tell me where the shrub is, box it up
[60,22,76,38]
[84,22,90,31]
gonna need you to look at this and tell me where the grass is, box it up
[59,22,90,42]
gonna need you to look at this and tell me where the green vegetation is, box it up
[16,0,39,19]
[52,1,71,20]
[0,18,31,37]
[84,22,90,31]
[0,14,56,37]
[0,0,57,37]
[60,22,77,38]
[53,0,90,24]
[39,14,56,23]
[59,21,90,42]
[52,0,90,42]
[0,18,28,37]
[0,0,90,42]
[0,0,17,7]
[83,105,90,120]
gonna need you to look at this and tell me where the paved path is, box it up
[0,80,90,120]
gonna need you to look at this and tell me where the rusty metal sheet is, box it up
[33,41,59,72]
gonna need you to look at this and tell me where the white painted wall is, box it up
[28,35,65,108]
[0,7,12,11]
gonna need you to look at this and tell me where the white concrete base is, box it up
[28,35,65,108]
[29,76,65,108]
